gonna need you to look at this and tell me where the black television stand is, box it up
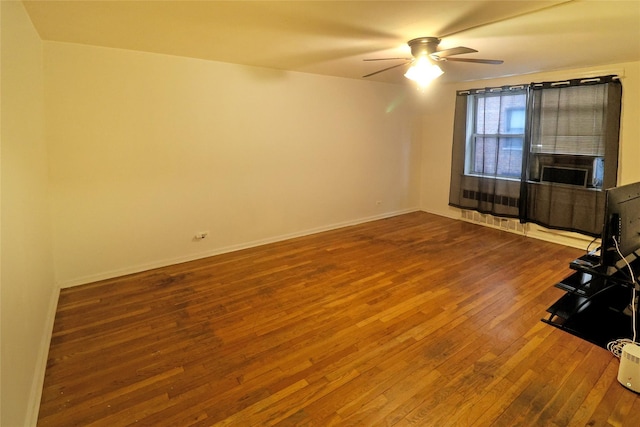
[542,255,640,349]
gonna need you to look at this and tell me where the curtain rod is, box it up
[457,74,619,96]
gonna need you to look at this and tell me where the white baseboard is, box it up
[526,224,596,250]
[58,208,419,288]
[26,285,60,426]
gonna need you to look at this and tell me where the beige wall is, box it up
[1,1,57,426]
[419,62,640,245]
[44,42,423,287]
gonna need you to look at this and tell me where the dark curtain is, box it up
[449,86,526,218]
[522,76,622,236]
[449,76,622,236]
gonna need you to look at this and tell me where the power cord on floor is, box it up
[608,338,636,358]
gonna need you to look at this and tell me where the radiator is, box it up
[460,210,527,235]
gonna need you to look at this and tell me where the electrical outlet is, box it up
[194,231,209,240]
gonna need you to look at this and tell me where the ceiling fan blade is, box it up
[363,57,412,62]
[363,61,412,78]
[432,46,477,58]
[445,57,504,65]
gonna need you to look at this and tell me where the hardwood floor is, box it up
[38,212,640,426]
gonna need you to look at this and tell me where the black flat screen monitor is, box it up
[601,181,640,274]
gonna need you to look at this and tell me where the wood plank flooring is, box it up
[38,212,640,426]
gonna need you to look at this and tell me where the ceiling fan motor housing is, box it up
[408,37,441,57]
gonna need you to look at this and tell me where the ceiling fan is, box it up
[363,37,503,85]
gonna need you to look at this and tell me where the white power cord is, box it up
[607,236,638,358]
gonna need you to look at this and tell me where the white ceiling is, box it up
[22,0,640,85]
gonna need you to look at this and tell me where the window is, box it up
[466,91,526,179]
[464,81,613,188]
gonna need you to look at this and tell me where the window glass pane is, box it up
[472,136,523,178]
[475,94,526,135]
[506,108,525,133]
[498,137,523,177]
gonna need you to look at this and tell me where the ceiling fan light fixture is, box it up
[404,57,443,87]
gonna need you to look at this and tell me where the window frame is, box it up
[464,92,526,180]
